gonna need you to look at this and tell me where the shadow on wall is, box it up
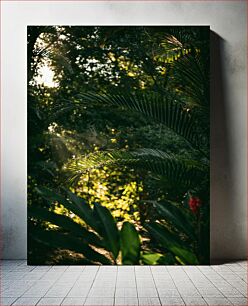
[210,31,242,263]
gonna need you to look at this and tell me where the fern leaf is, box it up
[66,149,207,188]
[78,92,202,149]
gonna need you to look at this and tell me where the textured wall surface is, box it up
[1,1,247,260]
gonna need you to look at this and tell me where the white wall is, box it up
[1,1,247,260]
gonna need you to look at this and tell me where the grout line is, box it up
[195,266,229,298]
[83,265,99,305]
[1,261,247,306]
[149,266,162,306]
[226,296,248,306]
[8,297,19,306]
[163,266,185,305]
[113,265,118,306]
[134,266,139,305]
[35,296,42,306]
[207,267,247,297]
[60,265,86,304]
[18,269,64,300]
[182,266,207,301]
[232,270,247,282]
[203,266,246,288]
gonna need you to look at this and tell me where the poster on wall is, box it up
[28,26,210,265]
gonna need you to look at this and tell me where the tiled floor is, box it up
[0,260,247,305]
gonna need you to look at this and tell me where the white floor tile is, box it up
[218,287,244,297]
[76,277,95,284]
[116,280,136,287]
[0,297,17,305]
[136,279,155,287]
[204,297,232,305]
[85,297,114,305]
[118,266,135,272]
[115,287,137,298]
[49,266,69,272]
[66,266,85,272]
[160,297,185,305]
[12,297,40,305]
[115,297,138,305]
[178,289,201,297]
[45,285,72,297]
[32,266,51,272]
[96,273,116,280]
[197,288,224,297]
[157,288,180,297]
[22,283,54,297]
[4,272,28,280]
[67,285,91,297]
[228,297,248,305]
[84,266,99,273]
[99,266,117,272]
[135,266,151,273]
[37,297,64,305]
[139,297,161,305]
[2,289,29,298]
[137,287,158,297]
[92,282,116,288]
[61,297,86,305]
[88,287,115,298]
[182,297,207,305]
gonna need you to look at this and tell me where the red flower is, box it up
[188,197,201,213]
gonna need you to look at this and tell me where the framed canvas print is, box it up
[28,26,210,265]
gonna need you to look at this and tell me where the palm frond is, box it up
[77,92,203,150]
[170,54,209,108]
[156,34,192,63]
[66,148,207,188]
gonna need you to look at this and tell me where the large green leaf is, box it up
[146,222,198,265]
[30,229,112,265]
[94,203,120,260]
[35,187,99,232]
[120,222,140,265]
[29,206,103,248]
[66,191,101,232]
[35,187,120,261]
[36,186,69,207]
[154,201,195,239]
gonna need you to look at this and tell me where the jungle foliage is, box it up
[28,26,209,265]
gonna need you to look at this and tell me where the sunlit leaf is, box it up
[66,191,101,232]
[94,203,120,260]
[140,252,163,265]
[67,148,207,189]
[120,222,140,264]
[29,206,103,248]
